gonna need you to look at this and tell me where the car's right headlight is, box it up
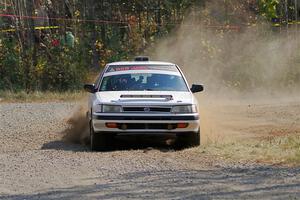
[94,104,122,113]
[102,105,122,113]
[171,105,197,113]
[93,104,103,113]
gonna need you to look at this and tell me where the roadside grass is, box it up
[0,90,86,103]
[202,134,300,166]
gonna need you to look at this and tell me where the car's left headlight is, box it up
[102,105,122,113]
[171,105,197,113]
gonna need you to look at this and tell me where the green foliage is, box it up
[0,36,23,90]
[40,47,87,91]
[259,0,279,20]
[1,0,202,91]
[0,0,299,92]
[0,33,88,91]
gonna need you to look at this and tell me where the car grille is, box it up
[122,107,171,113]
[117,123,176,130]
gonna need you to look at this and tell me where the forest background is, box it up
[0,0,299,92]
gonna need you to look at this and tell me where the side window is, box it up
[94,68,106,90]
[100,77,108,91]
[94,75,102,90]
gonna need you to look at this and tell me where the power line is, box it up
[4,11,298,31]
[0,13,128,24]
[0,13,244,31]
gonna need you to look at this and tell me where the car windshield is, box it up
[99,73,188,91]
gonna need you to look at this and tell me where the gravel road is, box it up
[1,101,300,200]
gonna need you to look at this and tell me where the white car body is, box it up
[85,59,203,150]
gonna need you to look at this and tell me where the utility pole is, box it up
[24,0,36,91]
[225,0,228,24]
[295,0,298,43]
[285,0,289,35]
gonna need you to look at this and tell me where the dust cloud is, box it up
[62,103,90,145]
[149,1,300,144]
[150,2,300,99]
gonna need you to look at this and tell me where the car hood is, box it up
[95,91,197,106]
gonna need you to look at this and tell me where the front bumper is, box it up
[92,113,200,134]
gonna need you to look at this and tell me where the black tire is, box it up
[90,122,114,151]
[175,130,200,150]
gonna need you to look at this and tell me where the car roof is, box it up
[107,61,176,66]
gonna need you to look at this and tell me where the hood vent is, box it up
[120,95,173,101]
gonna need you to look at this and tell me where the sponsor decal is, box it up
[106,65,177,73]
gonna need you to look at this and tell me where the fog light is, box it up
[177,123,188,128]
[121,124,127,130]
[167,124,174,130]
[106,123,118,128]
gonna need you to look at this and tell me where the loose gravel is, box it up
[0,102,300,200]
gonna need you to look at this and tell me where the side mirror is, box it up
[84,84,96,93]
[190,84,204,93]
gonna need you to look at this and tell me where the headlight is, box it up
[93,104,102,113]
[171,105,197,113]
[102,105,122,113]
[93,104,122,113]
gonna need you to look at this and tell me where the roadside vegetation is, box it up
[202,134,300,166]
[0,90,85,102]
[1,0,299,94]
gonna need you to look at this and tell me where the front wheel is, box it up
[90,122,114,151]
[175,130,200,150]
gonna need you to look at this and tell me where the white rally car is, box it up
[84,57,204,150]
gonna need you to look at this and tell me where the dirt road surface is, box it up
[1,99,300,200]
